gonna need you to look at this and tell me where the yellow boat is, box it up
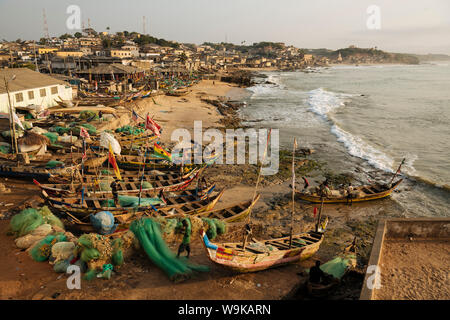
[296,179,403,203]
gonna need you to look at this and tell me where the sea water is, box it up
[240,63,450,217]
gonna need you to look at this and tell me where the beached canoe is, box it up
[0,156,83,180]
[200,226,326,273]
[65,191,259,234]
[33,167,202,196]
[296,179,403,203]
[42,184,221,217]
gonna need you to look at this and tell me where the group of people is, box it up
[301,177,355,205]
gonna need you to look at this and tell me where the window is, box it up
[15,92,24,102]
[28,90,34,100]
[51,86,58,95]
[40,88,46,97]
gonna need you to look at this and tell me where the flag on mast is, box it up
[146,113,161,137]
[108,143,122,180]
[79,127,90,139]
[153,142,172,161]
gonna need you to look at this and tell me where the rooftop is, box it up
[0,68,66,94]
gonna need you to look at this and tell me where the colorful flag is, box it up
[313,207,318,218]
[131,110,140,122]
[153,142,172,161]
[12,112,24,130]
[79,127,90,139]
[108,143,122,180]
[146,113,161,137]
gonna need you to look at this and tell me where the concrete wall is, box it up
[0,84,72,113]
[360,218,450,300]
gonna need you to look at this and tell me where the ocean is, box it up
[240,63,450,217]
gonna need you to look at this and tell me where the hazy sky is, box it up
[0,0,449,54]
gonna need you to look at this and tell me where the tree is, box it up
[102,38,112,48]
[180,52,188,63]
[39,38,47,45]
[59,33,72,40]
[123,30,129,37]
[74,32,82,39]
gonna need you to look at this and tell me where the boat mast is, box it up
[289,138,297,248]
[242,128,271,251]
[389,158,405,186]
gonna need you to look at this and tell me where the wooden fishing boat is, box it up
[42,184,221,218]
[306,240,357,298]
[0,156,83,180]
[296,179,403,203]
[33,167,202,196]
[115,154,172,170]
[64,191,255,235]
[157,194,261,222]
[47,165,197,183]
[166,89,189,97]
[200,227,326,273]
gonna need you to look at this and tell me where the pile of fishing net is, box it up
[10,206,64,238]
[9,206,80,266]
[2,129,24,139]
[115,125,145,136]
[307,253,357,280]
[130,217,211,282]
[49,123,97,137]
[100,195,164,208]
[75,233,125,280]
[0,143,11,154]
[79,110,99,121]
[42,132,59,144]
[45,160,65,169]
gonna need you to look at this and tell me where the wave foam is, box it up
[308,88,397,172]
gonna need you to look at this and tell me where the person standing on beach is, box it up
[110,178,120,207]
[309,260,325,284]
[346,183,354,206]
[177,219,191,259]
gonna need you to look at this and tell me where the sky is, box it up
[0,0,449,54]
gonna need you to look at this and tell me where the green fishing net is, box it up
[115,125,145,136]
[43,132,59,144]
[29,233,67,262]
[10,206,64,237]
[79,110,99,120]
[46,160,64,169]
[130,218,209,282]
[100,195,163,208]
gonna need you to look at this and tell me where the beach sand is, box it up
[374,239,450,300]
[0,79,371,300]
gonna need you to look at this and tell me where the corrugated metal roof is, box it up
[0,68,66,94]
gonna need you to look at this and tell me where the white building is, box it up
[0,68,72,113]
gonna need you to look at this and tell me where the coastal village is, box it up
[0,26,447,302]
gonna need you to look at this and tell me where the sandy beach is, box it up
[0,79,369,300]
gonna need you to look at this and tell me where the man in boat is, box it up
[177,219,191,259]
[110,178,120,207]
[346,183,354,206]
[302,176,309,192]
[309,260,325,284]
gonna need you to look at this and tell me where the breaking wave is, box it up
[307,88,396,172]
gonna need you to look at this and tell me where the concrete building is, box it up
[0,68,72,113]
